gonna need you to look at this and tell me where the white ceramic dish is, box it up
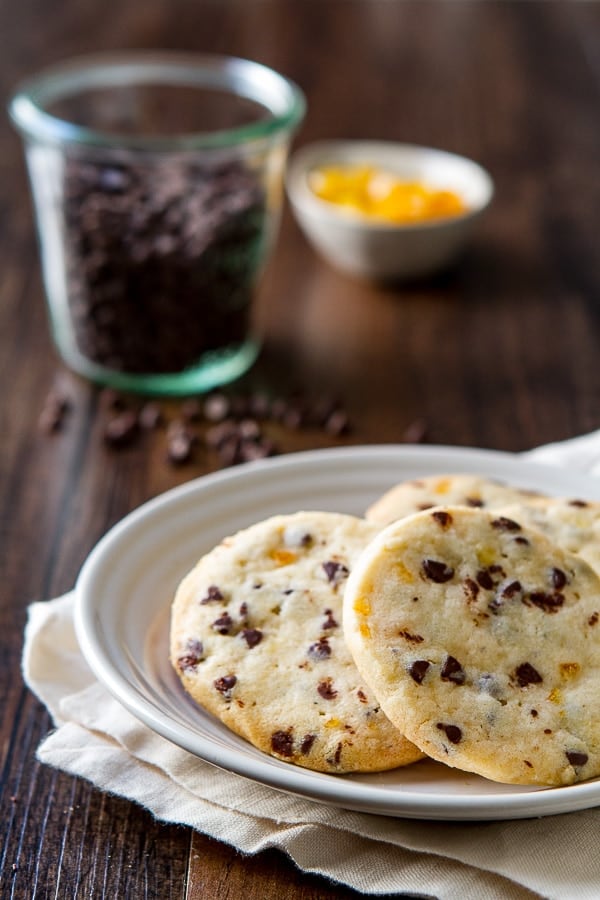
[286,140,494,281]
[74,444,600,821]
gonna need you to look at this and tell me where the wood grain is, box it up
[2,1,600,897]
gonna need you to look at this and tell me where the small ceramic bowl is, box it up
[286,140,494,281]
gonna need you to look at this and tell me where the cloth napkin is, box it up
[22,431,600,900]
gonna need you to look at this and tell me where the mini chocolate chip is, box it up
[465,496,484,508]
[463,578,480,601]
[515,662,543,687]
[211,613,233,634]
[514,536,530,545]
[530,709,539,717]
[177,639,204,671]
[476,569,495,590]
[436,722,462,744]
[104,410,138,447]
[200,585,224,604]
[322,609,338,629]
[300,733,316,755]
[440,655,466,685]
[322,560,349,584]
[432,510,453,528]
[568,499,588,508]
[356,688,368,702]
[502,580,522,599]
[307,637,331,660]
[398,629,424,643]
[588,612,599,626]
[271,729,294,757]
[317,678,337,700]
[491,516,521,531]
[214,674,237,694]
[566,750,588,767]
[422,559,454,583]
[527,591,565,614]
[409,660,430,684]
[241,628,263,648]
[551,568,567,590]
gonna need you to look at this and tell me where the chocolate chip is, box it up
[502,580,522,599]
[211,613,233,635]
[465,496,484,508]
[409,660,430,684]
[356,688,368,702]
[436,722,462,744]
[463,578,480,601]
[307,637,331,660]
[476,569,495,590]
[200,585,224,604]
[271,729,294,757]
[431,510,453,528]
[527,591,565,613]
[566,750,588,767]
[491,516,521,531]
[241,628,263,648]
[422,559,454,583]
[398,629,424,643]
[588,612,599,627]
[177,639,204,671]
[440,655,465,684]
[300,734,316,755]
[402,417,428,443]
[568,499,588,508]
[514,662,543,687]
[322,609,338,630]
[322,560,350,585]
[103,410,138,447]
[317,678,337,700]
[214,674,237,694]
[550,568,567,590]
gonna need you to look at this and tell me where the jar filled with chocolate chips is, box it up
[10,53,305,395]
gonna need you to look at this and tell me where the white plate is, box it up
[74,444,600,821]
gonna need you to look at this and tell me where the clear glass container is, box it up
[9,53,305,395]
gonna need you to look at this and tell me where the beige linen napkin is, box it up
[22,432,600,900]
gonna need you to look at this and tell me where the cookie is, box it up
[170,511,423,773]
[496,497,600,575]
[343,505,600,785]
[366,473,547,525]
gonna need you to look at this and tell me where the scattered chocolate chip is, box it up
[409,660,430,684]
[402,417,428,443]
[523,760,533,768]
[138,402,162,430]
[422,559,454,583]
[440,655,466,685]
[588,612,599,627]
[514,662,543,687]
[530,709,539,717]
[177,639,204,671]
[200,585,224,604]
[271,729,294,757]
[307,637,331,660]
[491,516,521,531]
[432,510,453,528]
[436,722,462,744]
[566,750,588,767]
[502,580,522,599]
[514,536,530,546]
[39,390,71,432]
[241,628,263,648]
[317,678,337,700]
[463,578,480,601]
[568,499,588,508]
[476,569,495,590]
[103,410,138,447]
[356,688,368,703]
[214,674,237,695]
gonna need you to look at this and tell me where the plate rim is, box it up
[74,443,600,820]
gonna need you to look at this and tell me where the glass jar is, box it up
[9,52,305,395]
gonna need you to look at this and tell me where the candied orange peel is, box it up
[309,164,467,224]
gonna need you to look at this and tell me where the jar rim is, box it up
[8,51,306,152]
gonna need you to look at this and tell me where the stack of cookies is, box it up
[170,474,600,786]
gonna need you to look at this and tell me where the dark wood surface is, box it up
[2,1,600,897]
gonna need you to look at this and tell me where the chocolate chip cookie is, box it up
[170,511,422,773]
[344,505,600,785]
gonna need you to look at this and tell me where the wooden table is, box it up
[2,1,600,897]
